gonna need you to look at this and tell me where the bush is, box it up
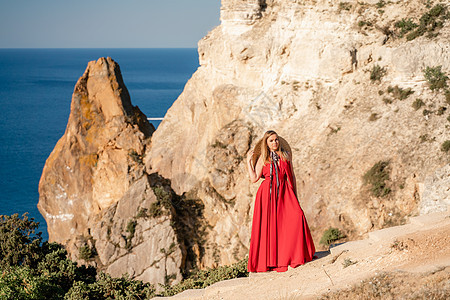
[342,258,358,268]
[363,161,391,197]
[160,257,249,297]
[423,66,449,91]
[65,273,156,300]
[338,2,352,12]
[387,85,414,100]
[320,228,345,246]
[149,186,173,217]
[0,213,155,299]
[0,214,42,270]
[395,18,418,36]
[442,140,450,152]
[370,65,387,83]
[78,244,96,261]
[412,98,425,110]
[404,4,449,41]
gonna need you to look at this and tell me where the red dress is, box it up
[248,158,316,272]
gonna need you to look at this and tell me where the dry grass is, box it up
[318,267,450,299]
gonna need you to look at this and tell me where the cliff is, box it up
[39,0,450,287]
[147,0,450,267]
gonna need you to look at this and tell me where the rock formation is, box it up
[39,0,450,287]
[38,58,190,286]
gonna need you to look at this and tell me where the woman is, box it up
[246,130,315,272]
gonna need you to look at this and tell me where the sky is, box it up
[0,0,222,48]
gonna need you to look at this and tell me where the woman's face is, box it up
[267,134,279,151]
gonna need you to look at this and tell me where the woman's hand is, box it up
[247,149,254,165]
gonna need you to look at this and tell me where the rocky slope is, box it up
[154,207,450,299]
[39,0,450,288]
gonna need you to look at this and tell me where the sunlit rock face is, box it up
[148,0,450,266]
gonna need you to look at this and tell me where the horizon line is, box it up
[0,47,198,50]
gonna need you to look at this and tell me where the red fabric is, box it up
[248,158,316,272]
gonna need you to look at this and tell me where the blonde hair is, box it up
[260,130,289,163]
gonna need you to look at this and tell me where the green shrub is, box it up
[404,4,449,41]
[342,258,358,268]
[423,109,433,116]
[363,161,391,197]
[375,0,386,8]
[358,20,373,27]
[423,66,449,91]
[0,214,42,270]
[370,65,387,83]
[320,228,345,246]
[395,18,418,35]
[128,149,143,164]
[412,98,425,110]
[339,2,352,11]
[442,140,450,152]
[0,215,98,299]
[0,265,62,299]
[387,85,414,100]
[160,257,248,297]
[149,186,173,217]
[78,244,96,261]
[65,272,156,300]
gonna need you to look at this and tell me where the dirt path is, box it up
[154,208,450,299]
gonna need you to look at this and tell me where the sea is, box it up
[0,48,199,240]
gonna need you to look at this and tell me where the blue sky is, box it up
[0,0,221,48]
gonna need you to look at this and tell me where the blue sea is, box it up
[0,48,199,240]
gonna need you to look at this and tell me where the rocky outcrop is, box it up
[38,58,192,286]
[147,0,450,268]
[38,57,153,242]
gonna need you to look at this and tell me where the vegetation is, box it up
[441,140,450,153]
[159,257,248,297]
[78,244,96,261]
[64,272,156,300]
[0,213,250,299]
[375,0,386,9]
[394,4,449,41]
[320,227,345,246]
[338,2,352,12]
[368,113,379,122]
[128,149,143,165]
[363,161,391,197]
[412,98,425,110]
[358,20,373,28]
[125,219,137,250]
[423,66,449,91]
[394,18,418,36]
[319,268,450,299]
[342,258,358,268]
[370,65,387,83]
[423,109,433,116]
[0,214,99,299]
[149,186,173,217]
[386,85,414,100]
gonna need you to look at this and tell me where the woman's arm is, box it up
[247,150,264,183]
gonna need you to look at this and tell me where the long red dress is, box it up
[248,158,316,272]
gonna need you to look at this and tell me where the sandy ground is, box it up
[154,208,450,300]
